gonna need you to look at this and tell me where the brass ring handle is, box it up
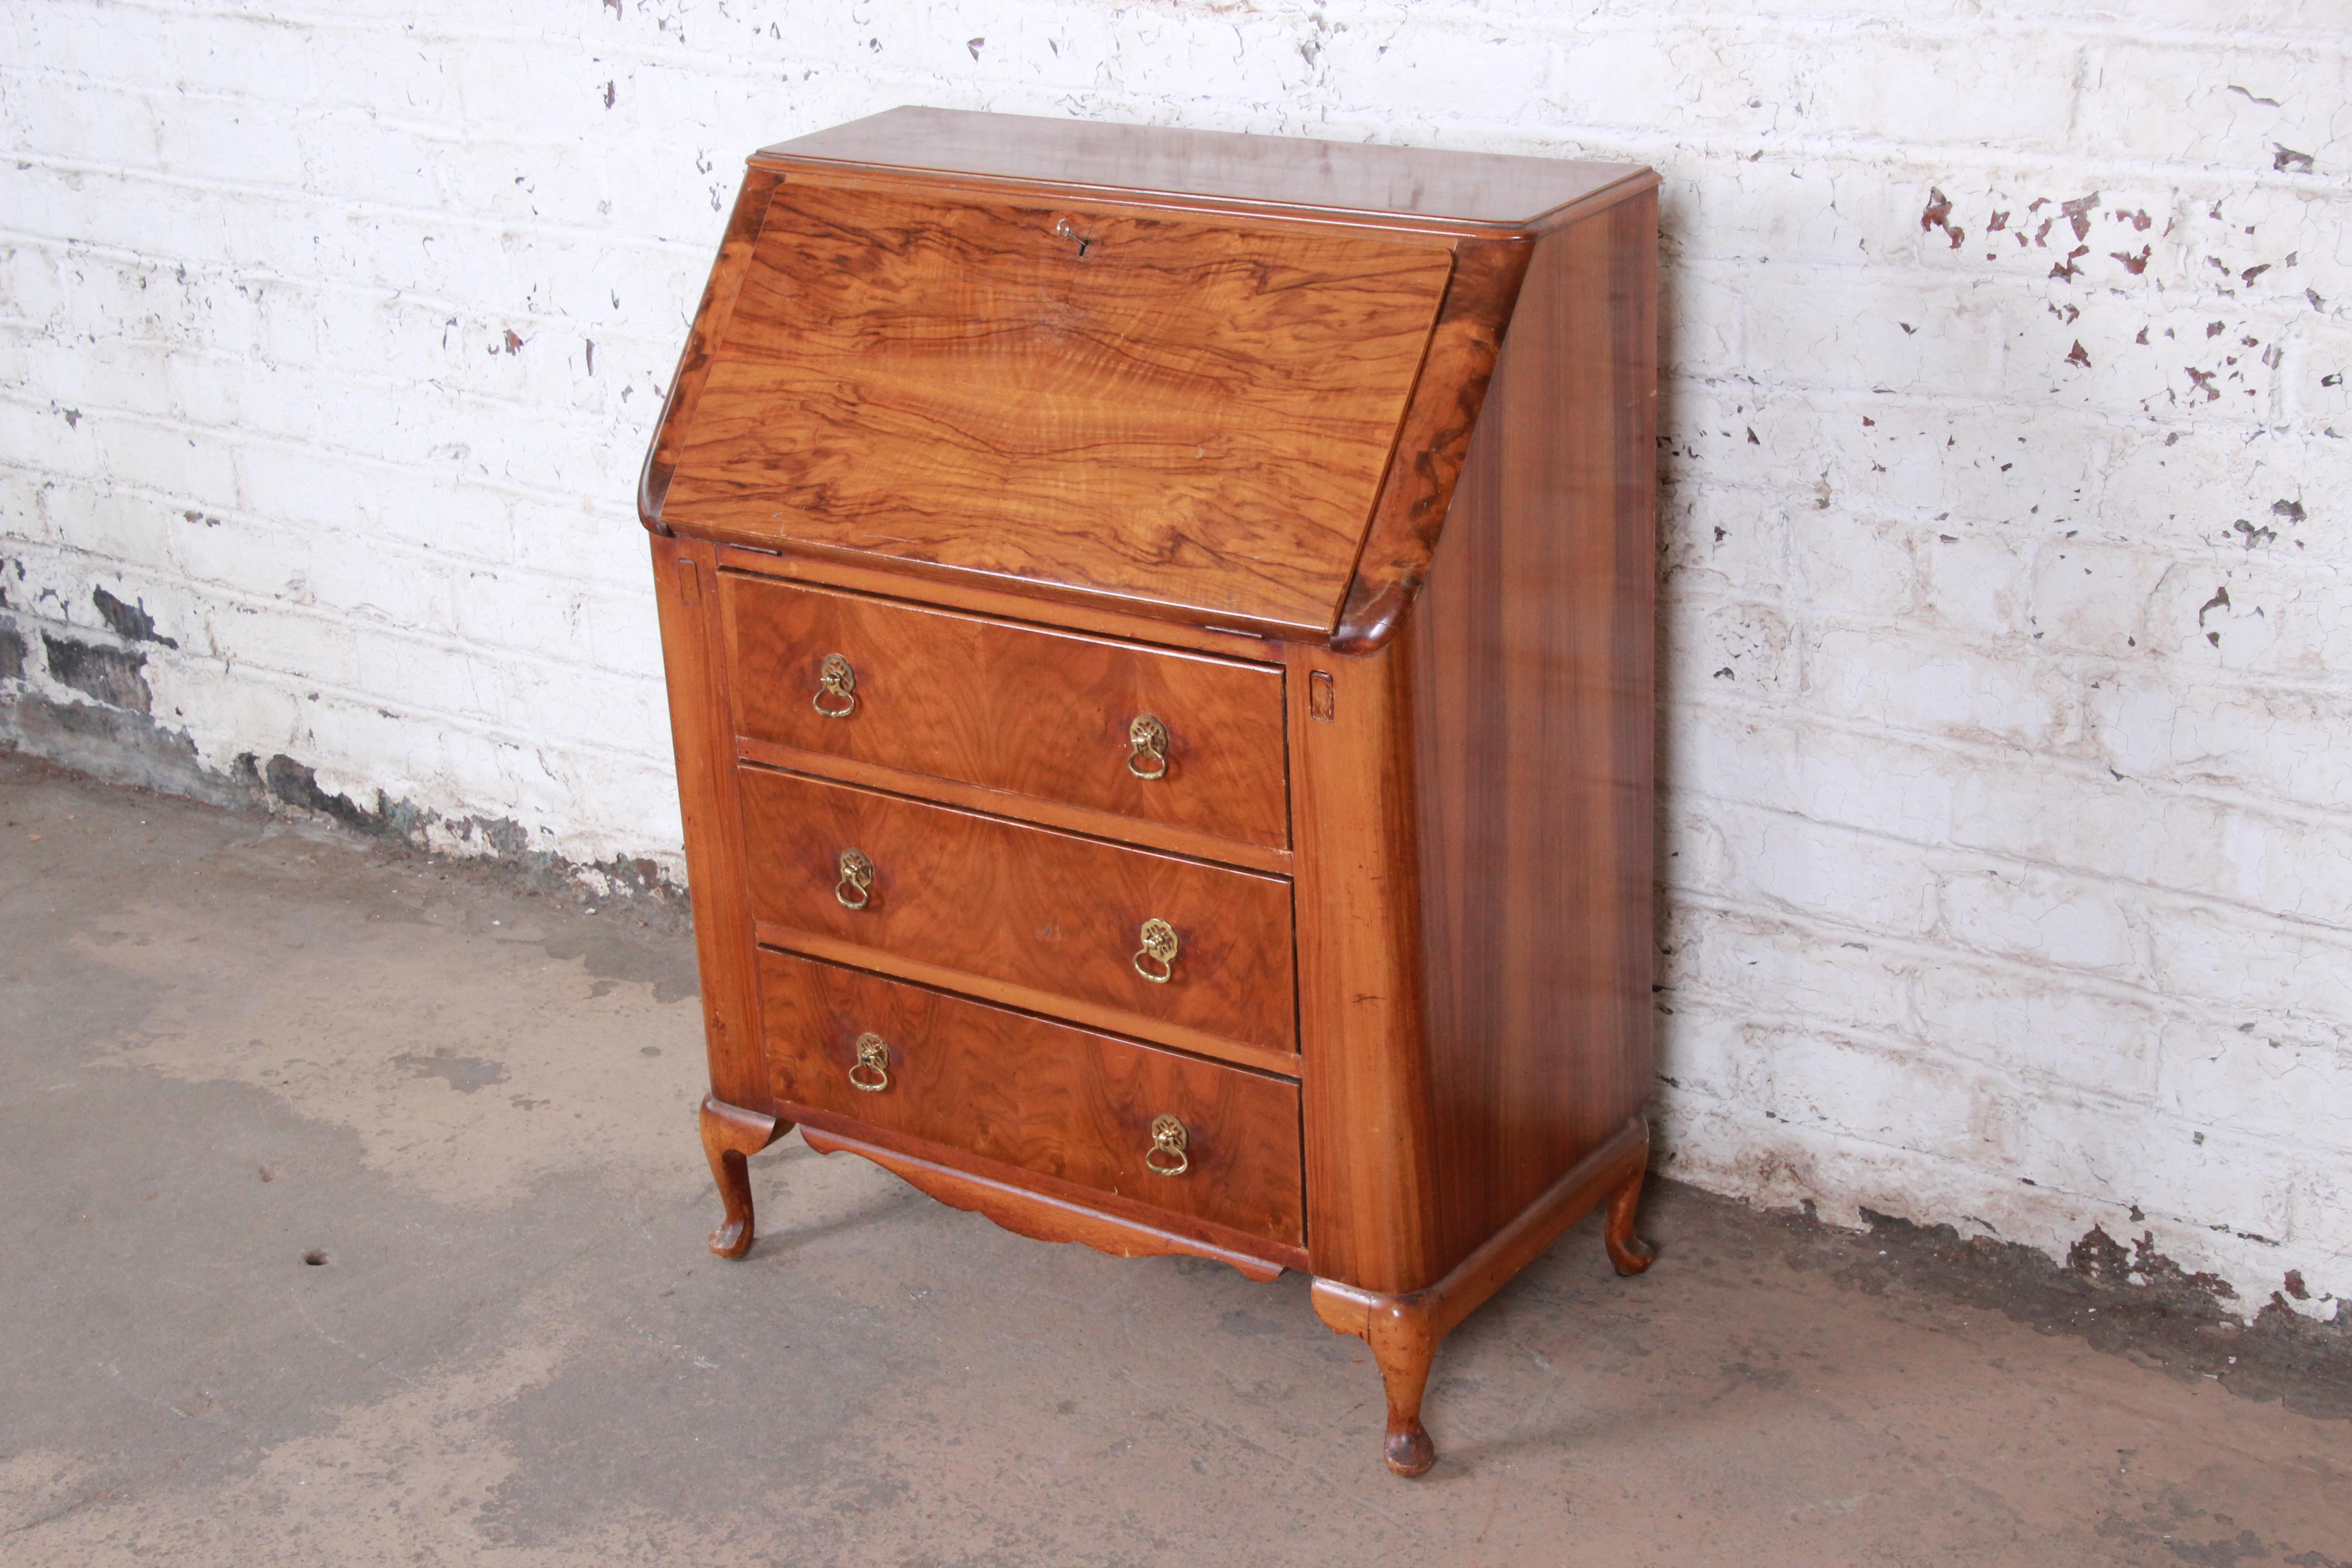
[1127,714,1169,780]
[1145,1113,1189,1177]
[848,1033,890,1092]
[1132,918,1178,984]
[813,652,858,719]
[835,848,874,910]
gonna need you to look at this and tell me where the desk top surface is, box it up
[763,107,1651,228]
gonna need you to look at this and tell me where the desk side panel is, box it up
[1407,190,1658,1277]
[652,534,773,1114]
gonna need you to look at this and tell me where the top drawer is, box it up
[722,573,1290,852]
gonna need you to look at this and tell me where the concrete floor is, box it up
[3,752,2349,1568]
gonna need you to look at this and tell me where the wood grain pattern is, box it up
[739,767,1297,1061]
[662,181,1453,634]
[650,535,770,1114]
[1284,639,1441,1294]
[1331,238,1533,652]
[722,573,1290,849]
[799,1123,1297,1280]
[640,170,781,534]
[765,107,1656,234]
[756,926,1301,1079]
[700,1095,784,1259]
[1405,191,1659,1279]
[734,737,1292,878]
[715,544,1282,664]
[760,950,1304,1247]
[1311,1117,1650,1475]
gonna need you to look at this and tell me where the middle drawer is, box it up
[740,767,1298,1071]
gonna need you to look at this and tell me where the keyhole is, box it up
[1052,216,1093,258]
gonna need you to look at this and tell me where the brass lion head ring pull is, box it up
[813,652,858,719]
[835,848,874,910]
[1132,918,1179,984]
[848,1033,891,1093]
[1127,714,1169,781]
[1145,1113,1190,1177]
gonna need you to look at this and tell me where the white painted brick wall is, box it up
[3,0,2347,1313]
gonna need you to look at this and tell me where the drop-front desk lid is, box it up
[642,107,1656,645]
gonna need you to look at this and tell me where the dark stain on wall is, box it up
[42,634,152,713]
[247,752,682,911]
[0,692,251,809]
[0,624,25,682]
[92,587,179,648]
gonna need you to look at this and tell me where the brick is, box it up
[1803,30,2081,154]
[1661,904,1920,1041]
[1915,525,2035,642]
[2029,537,2176,657]
[1701,800,1942,937]
[2011,1098,2293,1240]
[2099,422,2348,561]
[1675,710,1960,844]
[2167,183,2352,313]
[2151,901,2352,1020]
[2159,1016,2352,1148]
[1758,1026,1996,1161]
[2076,40,2350,173]
[2282,314,2352,426]
[1662,489,1792,600]
[1938,863,2145,978]
[1666,592,1798,700]
[1912,960,2163,1096]
[1790,509,1918,622]
[2087,675,2352,811]
[1803,624,2075,749]
[1546,24,1806,143]
[1649,996,1774,1107]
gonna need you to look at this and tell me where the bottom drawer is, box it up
[757,949,1304,1249]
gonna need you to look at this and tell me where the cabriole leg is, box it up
[700,1095,784,1259]
[1315,1282,1447,1478]
[1604,1163,1656,1276]
[1368,1314,1440,1477]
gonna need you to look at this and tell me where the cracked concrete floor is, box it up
[3,751,2349,1567]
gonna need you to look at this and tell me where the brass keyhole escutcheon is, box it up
[848,1033,891,1092]
[1145,1113,1190,1177]
[813,652,858,719]
[1132,918,1179,984]
[1127,714,1170,781]
[835,848,874,910]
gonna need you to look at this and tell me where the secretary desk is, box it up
[640,106,1660,1475]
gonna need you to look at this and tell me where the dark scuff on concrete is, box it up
[1774,1206,2352,1423]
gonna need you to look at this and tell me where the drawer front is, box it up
[724,574,1289,850]
[741,768,1296,1063]
[759,951,1304,1248]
